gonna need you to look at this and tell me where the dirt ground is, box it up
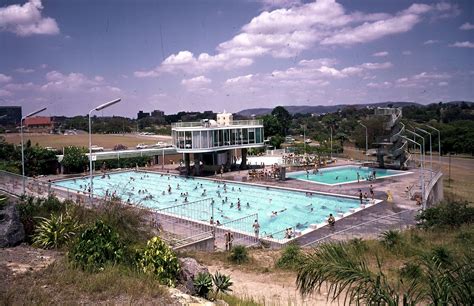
[1,133,171,150]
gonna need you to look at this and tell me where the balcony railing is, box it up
[172,119,263,128]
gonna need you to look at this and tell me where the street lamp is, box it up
[21,107,47,195]
[358,122,368,163]
[424,124,441,171]
[88,98,121,202]
[401,136,425,210]
[415,127,433,178]
[406,129,425,171]
[330,126,333,160]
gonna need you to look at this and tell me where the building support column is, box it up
[240,148,248,169]
[194,153,201,176]
[184,153,191,176]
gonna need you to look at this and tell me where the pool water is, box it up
[287,165,406,185]
[54,171,362,239]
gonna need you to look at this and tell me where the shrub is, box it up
[228,245,249,264]
[69,220,124,271]
[379,230,402,250]
[135,236,180,286]
[399,262,423,280]
[276,243,302,269]
[212,271,233,296]
[416,200,474,229]
[32,211,79,249]
[193,272,213,298]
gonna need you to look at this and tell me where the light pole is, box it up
[416,127,433,178]
[88,98,121,202]
[359,122,368,163]
[330,126,333,160]
[21,107,47,195]
[302,124,307,153]
[401,136,425,210]
[406,129,425,170]
[424,124,441,171]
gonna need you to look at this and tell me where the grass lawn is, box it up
[1,133,170,150]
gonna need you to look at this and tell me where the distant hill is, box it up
[236,101,473,116]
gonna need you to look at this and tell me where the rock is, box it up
[177,257,209,295]
[0,201,25,247]
[168,288,228,306]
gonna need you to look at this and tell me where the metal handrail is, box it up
[301,209,418,248]
[172,119,263,128]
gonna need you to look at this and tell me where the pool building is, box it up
[171,112,265,175]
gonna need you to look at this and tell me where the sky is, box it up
[0,0,473,118]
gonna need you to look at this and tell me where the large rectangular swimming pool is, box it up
[53,171,367,239]
[287,165,409,185]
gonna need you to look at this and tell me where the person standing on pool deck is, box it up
[358,189,363,204]
[369,185,374,200]
[253,219,260,238]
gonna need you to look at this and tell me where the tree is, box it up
[262,114,281,137]
[62,146,88,173]
[271,106,292,135]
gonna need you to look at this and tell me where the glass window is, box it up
[255,128,262,143]
[248,128,255,144]
[242,128,248,144]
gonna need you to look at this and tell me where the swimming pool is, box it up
[53,171,368,239]
[287,165,409,185]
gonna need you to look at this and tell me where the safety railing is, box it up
[301,209,418,248]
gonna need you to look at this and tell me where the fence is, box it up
[301,209,418,248]
[216,213,259,248]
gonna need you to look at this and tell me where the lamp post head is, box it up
[95,98,121,111]
[22,107,47,120]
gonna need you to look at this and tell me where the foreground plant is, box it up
[228,245,248,264]
[69,220,124,271]
[194,272,213,298]
[296,242,473,305]
[33,211,79,249]
[212,271,233,296]
[135,236,180,286]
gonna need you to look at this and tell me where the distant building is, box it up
[0,106,22,127]
[151,110,164,118]
[24,116,54,132]
[137,111,150,120]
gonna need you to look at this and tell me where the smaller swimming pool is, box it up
[287,165,409,185]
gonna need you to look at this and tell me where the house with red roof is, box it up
[24,116,54,133]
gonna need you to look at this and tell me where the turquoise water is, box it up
[53,171,361,239]
[287,166,404,185]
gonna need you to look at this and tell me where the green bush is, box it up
[212,271,233,296]
[69,220,124,271]
[379,230,402,250]
[399,262,423,280]
[32,211,79,249]
[416,200,474,229]
[135,236,180,286]
[228,245,249,264]
[193,272,213,298]
[18,195,69,242]
[276,243,302,269]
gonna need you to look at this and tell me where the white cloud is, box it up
[367,81,391,89]
[41,71,120,95]
[136,0,459,75]
[225,74,254,85]
[0,0,59,36]
[438,81,448,86]
[449,41,474,48]
[0,73,12,83]
[402,50,412,55]
[424,39,441,45]
[413,72,451,80]
[181,76,213,93]
[0,89,12,97]
[15,68,35,73]
[373,51,389,57]
[460,22,474,30]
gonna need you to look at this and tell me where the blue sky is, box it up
[0,0,473,117]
